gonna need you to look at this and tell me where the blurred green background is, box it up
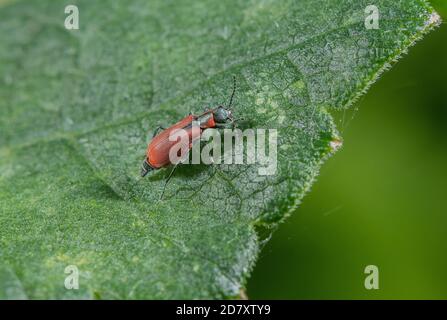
[248,1,447,299]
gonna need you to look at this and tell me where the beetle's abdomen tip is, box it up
[140,159,154,177]
[141,168,149,177]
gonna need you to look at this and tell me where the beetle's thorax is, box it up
[196,110,216,129]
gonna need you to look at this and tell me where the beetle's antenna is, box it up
[227,75,236,109]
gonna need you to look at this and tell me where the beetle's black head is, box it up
[213,106,233,123]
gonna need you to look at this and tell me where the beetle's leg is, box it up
[152,125,166,138]
[160,164,179,200]
[214,123,234,129]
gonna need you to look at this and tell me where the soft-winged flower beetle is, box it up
[141,77,240,199]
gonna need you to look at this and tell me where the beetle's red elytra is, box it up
[140,77,238,198]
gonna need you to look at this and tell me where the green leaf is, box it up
[0,0,440,299]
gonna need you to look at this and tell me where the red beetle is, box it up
[141,78,238,198]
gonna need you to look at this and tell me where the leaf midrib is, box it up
[3,20,379,152]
